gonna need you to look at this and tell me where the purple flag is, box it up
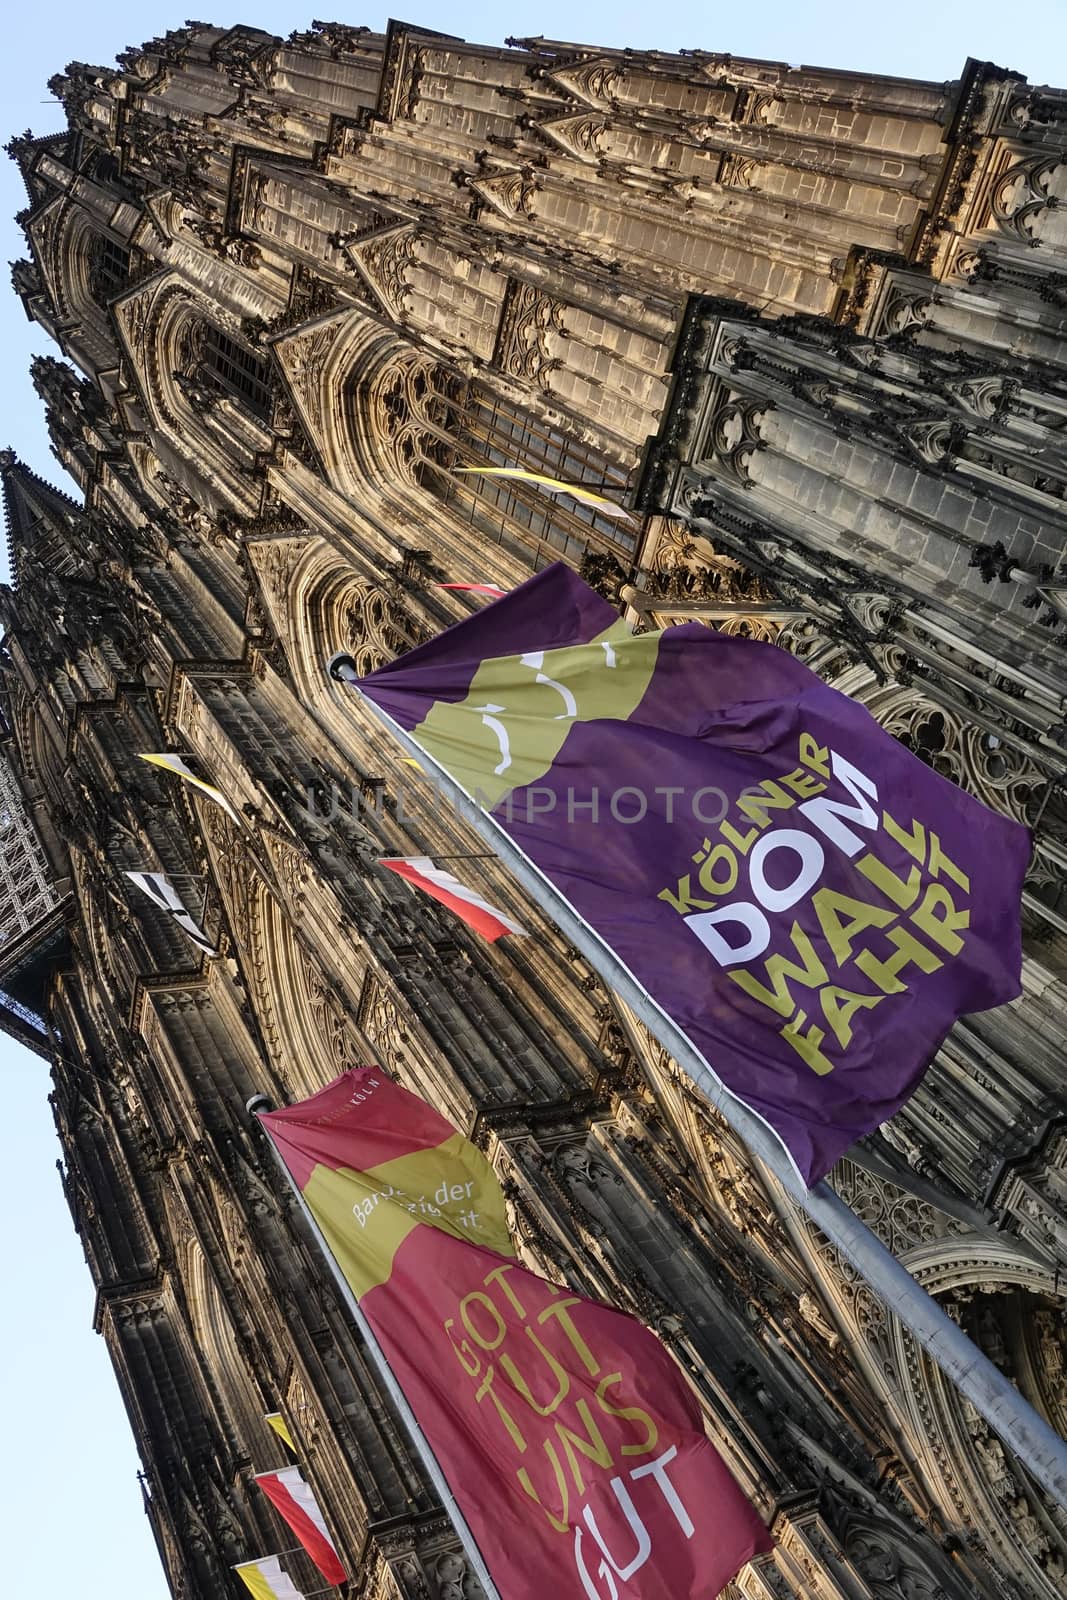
[352,564,1030,1182]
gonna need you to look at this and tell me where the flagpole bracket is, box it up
[246,1093,274,1117]
[327,652,359,684]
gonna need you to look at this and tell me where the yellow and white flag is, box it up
[234,1555,307,1600]
[452,466,637,522]
[265,1411,296,1452]
[138,752,243,826]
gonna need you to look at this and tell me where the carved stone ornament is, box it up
[991,156,1067,244]
[1006,89,1067,132]
[845,1527,942,1598]
[340,226,418,320]
[357,972,410,1073]
[535,113,609,163]
[879,289,934,335]
[699,394,771,484]
[275,320,347,434]
[492,279,566,389]
[430,1549,482,1600]
[285,1372,322,1454]
[719,154,763,190]
[543,59,624,106]
[467,171,538,222]
[343,581,420,675]
[246,535,313,614]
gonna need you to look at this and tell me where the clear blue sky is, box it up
[2,6,1066,1599]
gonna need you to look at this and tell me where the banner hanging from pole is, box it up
[452,467,638,523]
[345,562,1029,1184]
[124,871,217,957]
[254,1467,346,1585]
[138,752,243,827]
[436,582,509,598]
[262,1068,770,1600]
[234,1555,308,1600]
[265,1411,297,1452]
[378,856,528,940]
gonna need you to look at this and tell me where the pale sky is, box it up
[2,6,1066,1599]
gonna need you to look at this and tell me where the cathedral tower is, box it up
[4,23,1067,1599]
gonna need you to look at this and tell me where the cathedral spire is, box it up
[29,356,109,484]
[0,449,85,584]
[45,62,114,127]
[3,129,69,209]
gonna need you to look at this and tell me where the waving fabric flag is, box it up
[379,856,528,940]
[436,582,509,598]
[453,467,637,523]
[254,1467,346,1585]
[138,752,243,826]
[234,1556,308,1600]
[262,1069,769,1600]
[349,562,1030,1183]
[265,1412,297,1452]
[124,871,216,957]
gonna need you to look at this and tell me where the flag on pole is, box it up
[124,871,216,957]
[378,856,528,941]
[453,467,637,523]
[262,1069,770,1600]
[138,752,243,827]
[436,582,509,598]
[254,1467,346,1585]
[348,562,1030,1184]
[265,1412,297,1452]
[234,1556,308,1600]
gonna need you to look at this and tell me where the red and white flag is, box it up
[435,582,508,598]
[254,1467,346,1586]
[378,856,527,941]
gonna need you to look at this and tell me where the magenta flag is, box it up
[263,1069,771,1600]
[350,564,1030,1182]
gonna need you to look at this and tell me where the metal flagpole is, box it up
[327,654,1067,1511]
[381,852,497,861]
[234,1562,339,1600]
[620,585,809,623]
[248,1097,503,1600]
[236,1547,306,1558]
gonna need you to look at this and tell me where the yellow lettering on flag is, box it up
[234,1556,307,1600]
[265,1412,296,1452]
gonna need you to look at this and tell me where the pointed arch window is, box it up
[367,361,636,565]
[88,236,131,305]
[177,324,274,421]
[200,328,273,420]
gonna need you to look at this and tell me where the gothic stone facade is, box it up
[3,22,1067,1600]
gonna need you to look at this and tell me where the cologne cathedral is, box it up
[4,20,1067,1600]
